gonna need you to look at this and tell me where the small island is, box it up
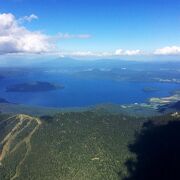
[6,81,64,92]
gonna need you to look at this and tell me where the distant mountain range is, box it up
[0,57,180,72]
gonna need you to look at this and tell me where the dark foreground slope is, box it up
[124,112,180,180]
[0,111,179,180]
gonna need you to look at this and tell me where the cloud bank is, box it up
[0,13,91,55]
[57,33,91,39]
[19,14,38,23]
[61,49,143,58]
[0,13,54,54]
[154,46,180,55]
[115,49,142,56]
[0,13,180,59]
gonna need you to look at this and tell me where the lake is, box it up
[0,71,179,108]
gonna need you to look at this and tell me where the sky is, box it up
[0,0,180,60]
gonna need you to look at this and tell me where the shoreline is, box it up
[0,90,179,117]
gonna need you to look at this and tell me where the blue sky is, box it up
[1,0,180,59]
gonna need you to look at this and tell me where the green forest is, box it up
[0,110,179,180]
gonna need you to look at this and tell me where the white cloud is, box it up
[115,49,123,55]
[53,51,108,58]
[124,50,142,56]
[115,49,142,56]
[2,12,180,59]
[58,49,143,58]
[66,51,113,57]
[71,51,95,56]
[154,46,180,55]
[0,13,55,54]
[56,33,91,39]
[19,14,38,23]
[0,13,93,55]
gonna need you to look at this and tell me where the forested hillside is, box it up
[0,111,179,180]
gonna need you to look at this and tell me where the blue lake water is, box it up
[0,72,179,108]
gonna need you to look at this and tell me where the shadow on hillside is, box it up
[122,119,180,180]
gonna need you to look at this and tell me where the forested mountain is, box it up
[0,111,179,180]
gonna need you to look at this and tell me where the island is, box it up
[6,81,64,92]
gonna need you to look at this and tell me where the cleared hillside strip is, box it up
[0,114,42,179]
